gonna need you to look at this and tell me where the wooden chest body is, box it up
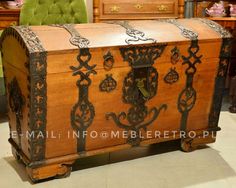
[0,19,232,182]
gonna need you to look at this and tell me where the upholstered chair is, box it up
[20,0,88,25]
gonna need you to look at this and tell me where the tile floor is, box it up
[0,102,236,188]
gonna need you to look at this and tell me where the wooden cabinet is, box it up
[0,3,20,30]
[93,0,185,22]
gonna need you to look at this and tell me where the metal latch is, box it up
[134,67,150,100]
[136,78,150,99]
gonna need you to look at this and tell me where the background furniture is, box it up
[194,0,216,17]
[185,0,194,18]
[0,2,20,30]
[93,0,185,22]
[20,0,88,25]
[193,1,235,17]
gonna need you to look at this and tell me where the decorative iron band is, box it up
[120,44,167,68]
[56,24,96,153]
[195,19,232,130]
[107,21,156,44]
[0,26,42,53]
[157,19,198,40]
[8,78,25,149]
[178,40,202,131]
[154,20,200,131]
[164,68,179,84]
[0,26,47,162]
[99,74,117,92]
[13,26,45,53]
[51,24,90,48]
[208,38,232,130]
[195,18,232,38]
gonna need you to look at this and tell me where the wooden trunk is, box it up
[0,19,232,182]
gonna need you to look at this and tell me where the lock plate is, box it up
[106,44,168,146]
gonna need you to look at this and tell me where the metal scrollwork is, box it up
[155,19,201,132]
[171,46,180,64]
[195,18,232,38]
[106,45,167,146]
[8,78,25,149]
[51,24,90,48]
[158,19,198,40]
[103,51,114,71]
[178,40,202,131]
[120,44,167,68]
[11,26,45,53]
[178,87,196,113]
[107,21,156,44]
[55,24,96,153]
[164,67,179,84]
[70,48,96,152]
[99,74,117,92]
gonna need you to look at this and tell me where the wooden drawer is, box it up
[0,8,20,30]
[0,20,18,29]
[103,2,176,15]
[99,0,178,20]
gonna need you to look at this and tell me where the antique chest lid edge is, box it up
[0,19,232,54]
[36,19,231,52]
[0,26,45,55]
